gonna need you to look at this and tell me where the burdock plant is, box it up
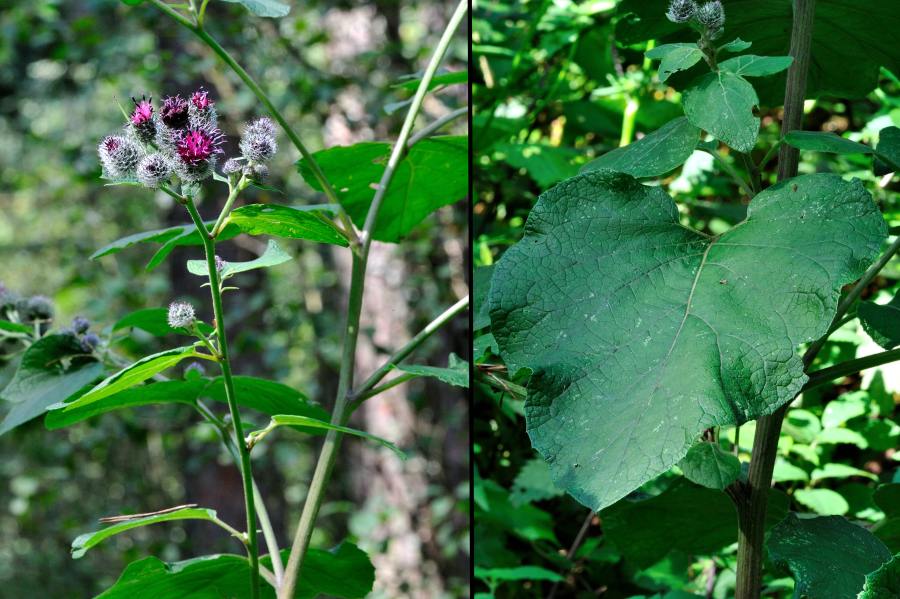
[0,0,470,598]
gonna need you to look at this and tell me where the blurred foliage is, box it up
[473,0,900,597]
[0,0,467,596]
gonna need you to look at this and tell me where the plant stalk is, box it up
[184,198,261,598]
[734,2,816,598]
[277,2,468,596]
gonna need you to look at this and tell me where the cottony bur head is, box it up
[222,157,243,174]
[239,117,277,163]
[71,316,90,335]
[81,332,101,352]
[21,295,54,322]
[98,135,141,179]
[137,154,173,188]
[167,301,195,329]
[665,0,697,23]
[697,1,725,34]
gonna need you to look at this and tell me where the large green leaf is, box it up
[72,507,219,558]
[297,136,467,242]
[220,0,290,18]
[474,566,563,583]
[602,480,788,567]
[874,484,900,551]
[683,71,759,153]
[227,204,348,246]
[0,335,104,435]
[201,376,328,422]
[187,239,292,278]
[488,170,885,511]
[98,542,374,598]
[859,292,900,349]
[784,131,874,155]
[677,441,741,490]
[580,117,700,178]
[615,0,900,103]
[645,43,704,82]
[56,347,199,412]
[860,554,900,599]
[767,514,892,599]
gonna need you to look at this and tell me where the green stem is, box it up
[184,198,260,599]
[704,149,756,198]
[277,3,468,597]
[212,175,248,238]
[350,296,469,411]
[406,106,468,147]
[734,3,816,598]
[803,348,900,391]
[351,373,418,405]
[619,97,639,147]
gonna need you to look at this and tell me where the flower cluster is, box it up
[98,88,278,190]
[665,0,724,38]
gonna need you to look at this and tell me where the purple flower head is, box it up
[177,129,223,166]
[191,88,214,111]
[160,95,190,129]
[102,136,120,153]
[130,96,154,125]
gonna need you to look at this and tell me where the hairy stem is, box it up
[184,198,260,598]
[734,2,816,598]
[277,2,468,596]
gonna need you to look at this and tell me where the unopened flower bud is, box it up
[222,158,243,174]
[666,0,697,23]
[250,163,269,180]
[160,95,189,129]
[215,255,226,272]
[240,117,277,163]
[697,1,725,32]
[137,154,173,188]
[22,295,54,322]
[71,316,90,335]
[98,135,141,179]
[167,301,195,329]
[129,96,157,144]
[81,332,101,352]
[184,361,206,378]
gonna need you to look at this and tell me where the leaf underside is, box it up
[488,170,885,511]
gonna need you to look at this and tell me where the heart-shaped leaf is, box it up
[580,117,699,178]
[488,170,885,511]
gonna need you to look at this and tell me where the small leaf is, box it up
[72,507,219,559]
[860,292,900,349]
[227,203,348,246]
[822,393,868,428]
[784,131,874,155]
[56,347,199,412]
[258,415,406,459]
[645,43,704,82]
[773,457,809,482]
[795,489,850,515]
[767,514,892,598]
[474,566,563,583]
[812,463,877,482]
[816,427,869,449]
[220,0,289,18]
[678,442,741,489]
[98,542,374,598]
[720,38,751,53]
[683,71,759,153]
[580,117,700,178]
[509,457,564,506]
[297,136,467,242]
[187,239,292,278]
[0,335,104,436]
[859,554,900,599]
[202,376,329,423]
[397,353,469,388]
[719,55,793,77]
[875,126,900,172]
[496,143,579,188]
[45,379,207,430]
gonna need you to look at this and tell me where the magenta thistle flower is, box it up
[130,96,153,125]
[191,88,214,111]
[160,95,190,129]
[177,129,222,165]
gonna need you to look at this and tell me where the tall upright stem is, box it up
[184,199,260,598]
[277,2,468,596]
[734,2,816,598]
